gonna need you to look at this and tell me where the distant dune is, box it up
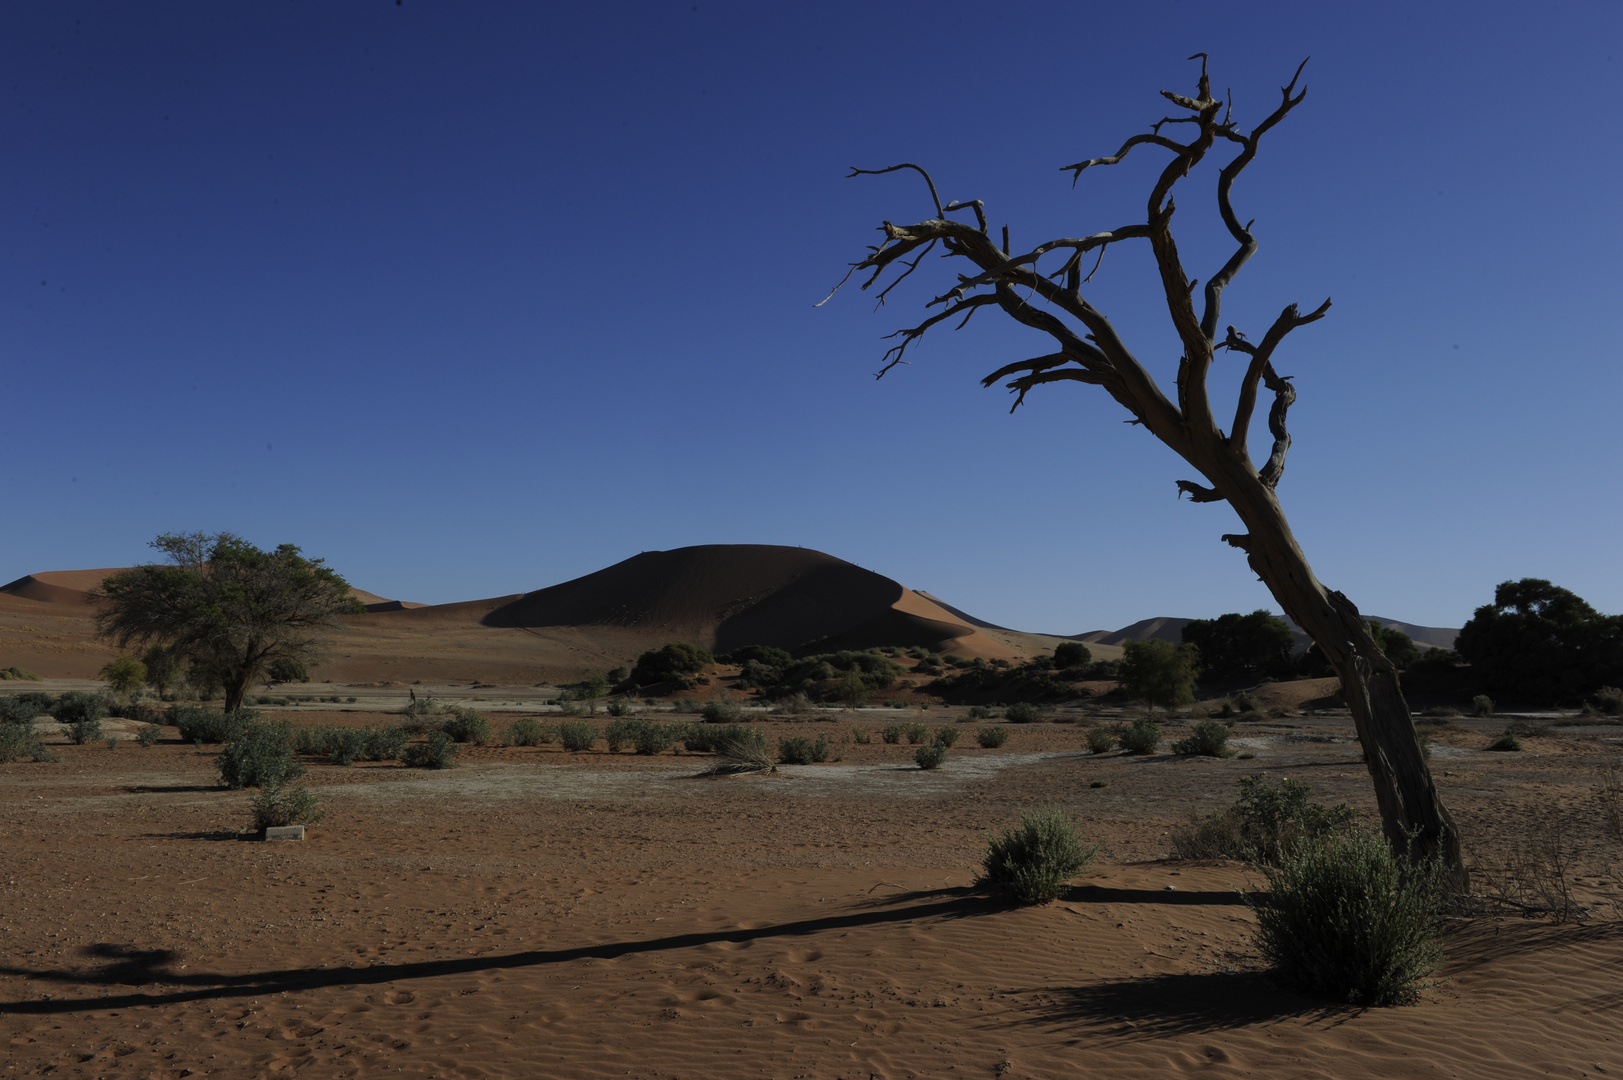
[0,547,1459,682]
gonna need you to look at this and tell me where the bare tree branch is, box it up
[1176,480,1224,503]
[1225,298,1331,451]
[848,163,944,217]
[1257,366,1297,489]
[874,294,1001,377]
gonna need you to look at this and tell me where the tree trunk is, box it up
[223,673,249,715]
[1217,459,1467,889]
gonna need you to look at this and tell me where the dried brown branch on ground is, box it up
[826,54,1462,884]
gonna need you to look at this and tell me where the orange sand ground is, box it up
[3,702,1621,1079]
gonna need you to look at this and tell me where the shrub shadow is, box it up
[1024,969,1342,1038]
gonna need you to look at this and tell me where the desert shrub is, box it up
[1487,733,1523,752]
[1232,691,1259,714]
[633,720,681,755]
[680,722,744,753]
[322,728,364,765]
[976,726,1008,749]
[135,721,163,747]
[507,717,550,746]
[248,782,325,832]
[700,699,743,724]
[121,698,165,725]
[605,698,635,718]
[169,704,255,744]
[914,743,947,770]
[51,691,108,726]
[217,722,305,790]
[1085,728,1117,754]
[1471,694,1495,718]
[403,730,459,768]
[851,725,871,744]
[0,723,52,763]
[1420,706,1462,719]
[557,721,600,752]
[628,643,714,688]
[1592,686,1623,716]
[441,708,491,746]
[1172,720,1234,758]
[1005,702,1041,724]
[880,723,903,744]
[778,734,830,765]
[398,694,449,731]
[0,692,54,724]
[361,726,409,761]
[981,806,1098,905]
[604,717,642,752]
[967,705,992,720]
[702,725,774,774]
[1173,774,1357,865]
[1248,828,1446,1006]
[67,716,104,745]
[1,666,42,681]
[933,725,959,748]
[903,722,930,745]
[1118,719,1160,755]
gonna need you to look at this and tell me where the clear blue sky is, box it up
[3,2,1618,634]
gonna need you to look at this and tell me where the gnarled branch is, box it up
[1176,480,1224,503]
[1225,298,1331,451]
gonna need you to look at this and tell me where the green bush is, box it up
[903,722,930,745]
[1172,720,1234,757]
[1005,702,1041,724]
[914,743,947,770]
[67,717,104,745]
[701,700,743,724]
[778,734,830,765]
[1172,774,1356,865]
[442,708,491,746]
[628,642,714,688]
[0,723,52,763]
[1471,694,1495,718]
[1487,733,1523,752]
[880,723,903,744]
[403,730,459,769]
[851,725,872,744]
[703,725,776,774]
[169,704,255,744]
[976,726,1008,748]
[604,698,635,718]
[51,691,107,726]
[933,725,959,748]
[218,722,306,789]
[1118,638,1199,711]
[604,717,641,752]
[557,721,600,752]
[507,717,551,747]
[633,720,681,755]
[249,783,325,832]
[1249,828,1446,1006]
[1085,728,1117,754]
[1,666,43,681]
[1592,686,1623,716]
[0,692,54,724]
[967,705,992,720]
[981,806,1098,905]
[1118,719,1160,755]
[135,722,163,747]
[1089,779,1108,789]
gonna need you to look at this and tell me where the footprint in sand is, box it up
[785,948,824,963]
[382,990,415,1005]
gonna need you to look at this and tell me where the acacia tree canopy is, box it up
[96,533,364,713]
[1181,610,1295,683]
[1118,639,1199,713]
[1456,579,1623,703]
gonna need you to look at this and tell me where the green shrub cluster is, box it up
[902,722,930,745]
[932,725,959,748]
[218,722,306,789]
[778,734,831,765]
[967,705,992,720]
[981,806,1098,905]
[1005,702,1041,724]
[557,721,600,752]
[506,717,553,746]
[442,708,491,745]
[700,699,743,724]
[976,726,1008,748]
[67,716,104,745]
[51,692,108,726]
[1172,720,1235,757]
[914,743,946,769]
[291,725,409,765]
[1592,686,1623,716]
[880,723,903,744]
[1487,732,1523,752]
[0,692,54,724]
[1085,727,1116,754]
[1249,828,1446,1006]
[168,704,257,744]
[851,725,872,744]
[403,730,458,769]
[135,722,163,747]
[1,666,43,681]
[1456,578,1623,704]
[1118,719,1160,755]
[1180,611,1295,683]
[1172,774,1356,865]
[0,723,53,763]
[627,643,715,689]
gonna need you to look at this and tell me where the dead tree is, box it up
[825,56,1464,884]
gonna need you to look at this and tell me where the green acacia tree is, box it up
[96,533,364,713]
[1117,639,1198,717]
[98,656,148,697]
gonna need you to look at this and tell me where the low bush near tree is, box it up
[442,708,491,746]
[68,717,104,745]
[169,704,255,744]
[135,721,163,747]
[976,726,1008,748]
[557,721,600,752]
[903,722,930,745]
[218,722,305,789]
[51,692,108,727]
[778,734,830,765]
[1118,719,1160,755]
[0,692,53,724]
[1248,828,1447,1006]
[1004,702,1041,724]
[933,725,959,748]
[0,723,52,763]
[1172,774,1356,864]
[981,806,1098,905]
[1085,728,1117,754]
[506,717,551,747]
[914,743,946,770]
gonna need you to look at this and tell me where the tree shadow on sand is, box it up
[0,887,1005,1016]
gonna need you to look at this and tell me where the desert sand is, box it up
[2,698,1621,1079]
